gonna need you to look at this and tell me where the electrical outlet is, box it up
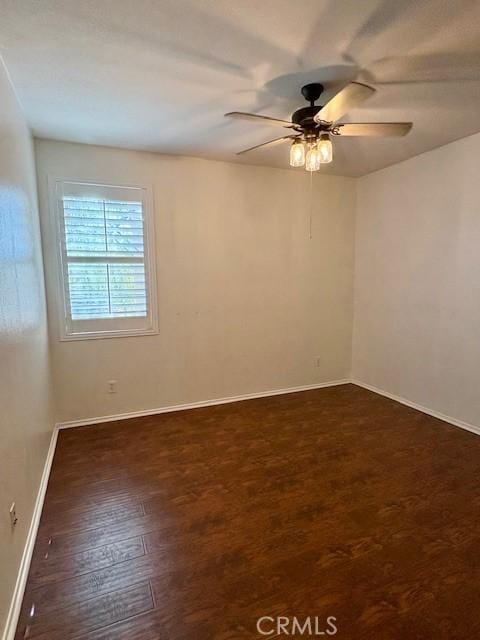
[107,380,117,394]
[9,502,18,527]
[315,356,322,368]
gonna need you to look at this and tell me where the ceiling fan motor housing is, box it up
[293,83,325,130]
[291,105,322,128]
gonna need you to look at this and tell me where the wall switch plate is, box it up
[107,380,117,394]
[315,357,322,368]
[9,502,18,527]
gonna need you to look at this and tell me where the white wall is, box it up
[35,139,356,423]
[0,62,52,632]
[353,133,480,427]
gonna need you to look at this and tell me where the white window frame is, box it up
[49,177,158,341]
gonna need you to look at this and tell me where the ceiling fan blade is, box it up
[332,122,413,137]
[236,135,296,155]
[314,82,376,124]
[225,111,294,128]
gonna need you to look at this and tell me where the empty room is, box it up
[1,1,480,638]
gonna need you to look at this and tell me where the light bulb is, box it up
[318,134,333,163]
[290,139,305,167]
[305,143,321,172]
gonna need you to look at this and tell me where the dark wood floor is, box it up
[16,384,480,639]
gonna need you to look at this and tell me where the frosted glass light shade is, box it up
[290,139,305,167]
[318,135,333,163]
[305,143,321,171]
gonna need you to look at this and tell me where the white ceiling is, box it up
[1,0,479,177]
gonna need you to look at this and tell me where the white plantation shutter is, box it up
[54,181,157,339]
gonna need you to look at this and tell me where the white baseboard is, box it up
[352,379,480,437]
[2,427,59,640]
[55,379,480,436]
[56,379,350,429]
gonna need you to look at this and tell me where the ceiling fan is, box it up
[225,82,412,171]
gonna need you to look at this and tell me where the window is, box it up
[52,180,157,339]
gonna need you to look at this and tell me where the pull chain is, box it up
[309,169,313,240]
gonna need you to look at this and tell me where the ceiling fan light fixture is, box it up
[305,142,321,172]
[226,81,412,168]
[290,138,305,167]
[318,134,333,164]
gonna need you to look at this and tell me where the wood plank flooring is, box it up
[15,384,480,639]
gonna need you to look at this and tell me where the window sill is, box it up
[59,327,159,341]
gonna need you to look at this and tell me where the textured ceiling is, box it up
[1,0,479,176]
